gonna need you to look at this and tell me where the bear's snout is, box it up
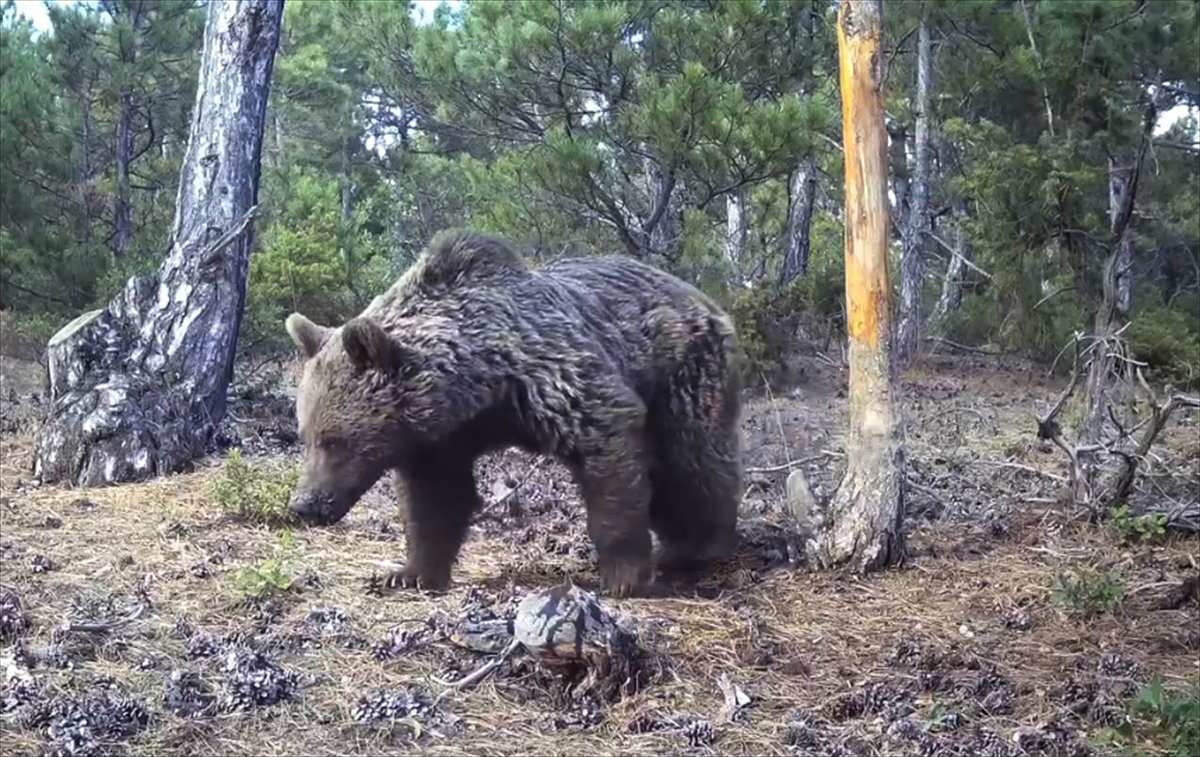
[288,490,341,526]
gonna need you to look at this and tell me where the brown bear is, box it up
[284,229,742,597]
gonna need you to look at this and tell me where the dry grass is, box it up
[1,356,1198,757]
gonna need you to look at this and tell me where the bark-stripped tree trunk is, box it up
[1018,0,1055,138]
[1080,93,1157,449]
[725,187,747,282]
[791,0,906,572]
[895,10,932,363]
[930,197,972,329]
[886,121,908,236]
[34,0,285,488]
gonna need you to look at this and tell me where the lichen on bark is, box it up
[33,0,285,488]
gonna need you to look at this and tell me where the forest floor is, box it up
[0,348,1198,757]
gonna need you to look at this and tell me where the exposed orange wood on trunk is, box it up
[794,0,905,574]
[838,0,892,350]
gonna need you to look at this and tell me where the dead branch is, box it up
[1104,372,1200,509]
[973,459,1068,484]
[1037,333,1082,444]
[433,638,522,703]
[924,336,1004,355]
[1035,330,1200,527]
[745,451,844,474]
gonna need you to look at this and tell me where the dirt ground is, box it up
[0,348,1197,757]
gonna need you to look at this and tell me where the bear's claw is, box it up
[599,559,653,598]
[381,568,450,594]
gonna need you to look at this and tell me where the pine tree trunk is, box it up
[645,157,681,262]
[896,11,933,363]
[780,156,817,284]
[778,0,819,286]
[34,0,285,488]
[799,0,906,573]
[113,90,135,259]
[1083,154,1144,445]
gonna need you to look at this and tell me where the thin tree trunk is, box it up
[930,197,971,329]
[887,121,908,238]
[779,0,819,286]
[340,139,358,302]
[644,156,681,261]
[34,0,285,487]
[780,156,817,284]
[113,90,136,258]
[79,98,96,248]
[1083,148,1147,445]
[1109,162,1134,319]
[725,187,747,282]
[896,10,933,363]
[274,111,285,166]
[1019,0,1055,138]
[796,0,906,573]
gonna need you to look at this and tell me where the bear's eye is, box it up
[319,436,348,453]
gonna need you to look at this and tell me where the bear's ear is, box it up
[286,313,333,359]
[341,317,408,374]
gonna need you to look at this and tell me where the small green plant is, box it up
[1109,504,1170,544]
[1093,674,1200,757]
[231,530,300,601]
[1134,674,1200,757]
[1051,569,1128,619]
[920,698,964,732]
[210,449,300,527]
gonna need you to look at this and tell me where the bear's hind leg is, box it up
[648,421,741,573]
[390,454,481,592]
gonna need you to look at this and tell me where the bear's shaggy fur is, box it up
[284,229,742,597]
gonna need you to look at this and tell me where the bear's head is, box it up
[284,312,420,526]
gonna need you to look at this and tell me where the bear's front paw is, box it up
[379,567,451,594]
[599,559,653,598]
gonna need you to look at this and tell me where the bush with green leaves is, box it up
[209,449,300,527]
[1094,674,1200,757]
[1051,569,1128,619]
[241,168,393,356]
[1132,675,1200,757]
[1126,291,1200,390]
[1108,504,1170,544]
[726,212,845,378]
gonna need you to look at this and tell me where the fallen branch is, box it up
[745,451,844,474]
[973,459,1068,484]
[1034,334,1095,508]
[433,638,522,704]
[1037,333,1083,444]
[1103,372,1200,509]
[924,336,1004,355]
